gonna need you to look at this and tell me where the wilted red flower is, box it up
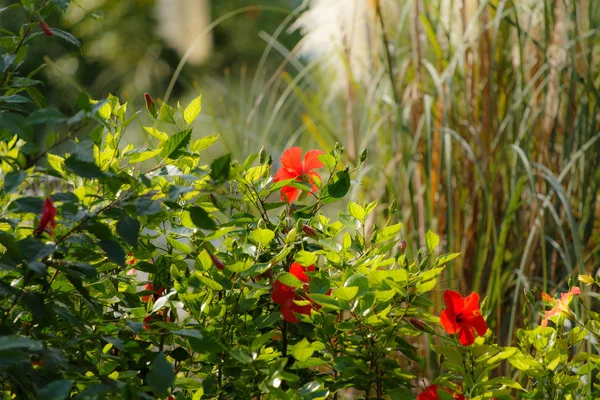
[141,283,164,303]
[440,290,488,346]
[273,147,324,203]
[417,385,465,400]
[35,197,56,236]
[40,20,53,36]
[209,252,225,270]
[31,360,43,367]
[302,225,317,237]
[541,286,580,327]
[272,262,327,323]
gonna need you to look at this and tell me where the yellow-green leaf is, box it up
[184,95,202,125]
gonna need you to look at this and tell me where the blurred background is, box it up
[2,0,599,344]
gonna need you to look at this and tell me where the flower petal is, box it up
[469,315,489,336]
[273,167,298,182]
[458,325,476,345]
[462,292,481,315]
[440,309,460,334]
[280,185,300,203]
[443,290,465,314]
[302,149,324,171]
[280,297,300,323]
[272,281,295,304]
[289,262,314,283]
[307,171,322,193]
[280,147,303,174]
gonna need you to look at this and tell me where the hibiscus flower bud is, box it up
[409,318,428,332]
[302,225,317,237]
[144,93,157,118]
[40,20,53,37]
[398,240,407,252]
[209,253,225,270]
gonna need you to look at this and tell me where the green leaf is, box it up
[0,112,33,142]
[129,148,162,163]
[291,338,314,362]
[51,29,81,48]
[160,128,191,159]
[348,201,366,221]
[188,206,217,230]
[318,154,336,170]
[148,353,175,396]
[0,336,41,351]
[116,216,140,247]
[0,231,21,261]
[167,237,192,254]
[294,250,317,267]
[183,95,202,125]
[98,239,125,267]
[64,157,105,178]
[191,134,219,153]
[332,286,358,301]
[276,272,303,288]
[47,154,65,174]
[135,198,161,216]
[0,54,16,73]
[0,94,30,103]
[143,126,169,141]
[159,103,177,124]
[3,170,26,193]
[328,168,350,198]
[37,380,73,400]
[250,228,275,245]
[12,197,43,213]
[210,154,231,182]
[344,274,369,297]
[425,230,440,252]
[28,108,65,124]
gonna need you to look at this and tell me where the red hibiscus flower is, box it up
[35,197,57,236]
[273,147,324,203]
[440,290,488,346]
[141,283,164,303]
[541,286,580,327]
[272,262,319,323]
[417,385,465,400]
[126,252,136,265]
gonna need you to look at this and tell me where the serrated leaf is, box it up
[129,148,162,163]
[160,128,191,159]
[159,103,177,124]
[184,95,202,125]
[47,153,65,173]
[167,237,192,254]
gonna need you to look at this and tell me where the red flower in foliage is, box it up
[35,197,56,236]
[40,20,53,36]
[440,290,488,346]
[272,262,328,323]
[141,283,164,303]
[418,385,465,400]
[143,311,170,330]
[209,252,225,270]
[273,147,324,203]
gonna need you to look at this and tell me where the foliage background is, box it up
[1,0,600,394]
